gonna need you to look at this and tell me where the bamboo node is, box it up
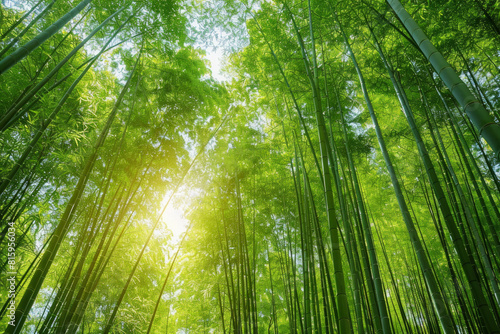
[478,122,496,136]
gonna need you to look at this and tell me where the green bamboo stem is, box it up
[372,23,500,330]
[146,224,191,334]
[0,0,44,41]
[335,9,455,333]
[102,113,228,334]
[338,89,390,334]
[0,5,125,131]
[0,0,93,75]
[386,0,500,159]
[0,15,133,197]
[4,46,140,334]
[323,73,366,333]
[286,4,352,331]
[0,0,55,59]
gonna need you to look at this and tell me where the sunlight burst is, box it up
[161,202,188,240]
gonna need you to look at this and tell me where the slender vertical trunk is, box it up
[102,114,227,334]
[0,0,93,75]
[334,9,455,333]
[0,15,132,196]
[0,6,125,131]
[286,4,352,331]
[146,225,190,334]
[386,0,500,159]
[370,24,499,331]
[322,68,367,333]
[4,48,140,334]
[337,88,390,333]
[0,0,56,58]
[0,0,44,40]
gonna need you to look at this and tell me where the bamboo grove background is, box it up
[0,0,499,333]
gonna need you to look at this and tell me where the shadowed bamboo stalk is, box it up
[0,13,134,197]
[0,0,93,75]
[285,3,351,331]
[0,0,55,58]
[4,46,141,334]
[0,0,44,41]
[369,23,500,331]
[333,6,456,332]
[0,5,126,131]
[386,0,500,159]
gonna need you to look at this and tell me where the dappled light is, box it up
[1,0,500,333]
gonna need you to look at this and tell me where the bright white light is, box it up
[161,201,188,240]
[205,47,230,82]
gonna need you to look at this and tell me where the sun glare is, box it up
[206,47,231,82]
[161,203,188,240]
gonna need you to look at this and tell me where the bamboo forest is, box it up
[1,0,500,333]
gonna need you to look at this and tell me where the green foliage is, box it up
[1,0,499,333]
